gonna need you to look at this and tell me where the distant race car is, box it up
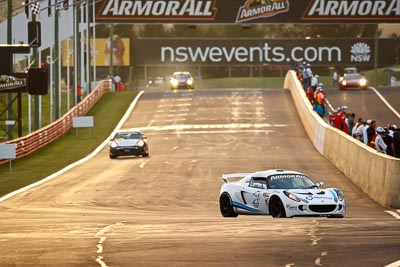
[109,129,149,159]
[219,169,345,218]
[338,73,367,90]
[170,71,194,90]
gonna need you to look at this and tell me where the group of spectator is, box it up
[294,62,327,118]
[328,106,400,157]
[293,63,400,157]
[294,61,313,90]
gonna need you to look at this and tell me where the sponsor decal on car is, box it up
[269,174,308,180]
[286,205,298,211]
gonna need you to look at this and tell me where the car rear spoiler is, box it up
[222,173,251,183]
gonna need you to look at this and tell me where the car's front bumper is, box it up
[110,146,146,157]
[284,202,346,217]
[171,83,194,89]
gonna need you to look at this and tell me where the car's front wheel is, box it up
[219,193,238,217]
[269,197,287,218]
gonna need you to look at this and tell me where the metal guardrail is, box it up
[0,79,113,165]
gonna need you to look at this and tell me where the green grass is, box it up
[0,91,137,197]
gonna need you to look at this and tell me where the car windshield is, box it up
[267,173,316,189]
[174,73,191,79]
[345,74,362,80]
[114,132,142,140]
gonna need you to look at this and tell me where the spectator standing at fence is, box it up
[383,127,394,156]
[391,76,397,87]
[393,126,400,158]
[113,75,122,91]
[332,71,338,86]
[77,85,83,103]
[373,127,387,154]
[346,113,355,135]
[367,120,377,145]
[315,86,325,117]
[329,107,342,129]
[352,117,363,137]
[363,119,372,145]
[311,74,319,92]
[306,64,312,89]
[338,106,348,133]
[302,63,309,89]
[354,119,365,141]
[306,85,315,103]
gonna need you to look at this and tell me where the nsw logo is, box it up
[350,42,371,63]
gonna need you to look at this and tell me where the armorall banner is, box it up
[135,38,397,66]
[95,0,400,24]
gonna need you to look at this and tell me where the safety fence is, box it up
[284,70,400,208]
[0,79,113,166]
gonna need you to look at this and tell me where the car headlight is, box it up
[137,140,145,147]
[342,80,347,86]
[334,189,344,201]
[187,79,193,85]
[283,191,300,202]
[110,141,118,148]
[170,79,178,86]
[359,79,367,86]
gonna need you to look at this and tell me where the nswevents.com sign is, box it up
[135,39,396,66]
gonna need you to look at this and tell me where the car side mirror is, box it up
[316,182,324,188]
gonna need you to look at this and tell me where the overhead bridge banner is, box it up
[135,38,396,66]
[95,0,400,24]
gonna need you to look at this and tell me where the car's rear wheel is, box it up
[269,197,286,218]
[109,154,117,159]
[219,193,238,217]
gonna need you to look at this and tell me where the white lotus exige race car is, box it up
[219,169,345,218]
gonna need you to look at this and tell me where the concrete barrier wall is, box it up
[284,70,400,208]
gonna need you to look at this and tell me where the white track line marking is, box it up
[384,260,400,267]
[139,161,148,169]
[370,87,400,119]
[384,210,400,219]
[95,222,122,267]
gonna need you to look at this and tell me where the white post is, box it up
[49,46,54,122]
[80,4,85,91]
[38,50,42,128]
[67,38,70,110]
[27,55,32,133]
[85,0,90,93]
[58,27,62,117]
[92,0,96,84]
